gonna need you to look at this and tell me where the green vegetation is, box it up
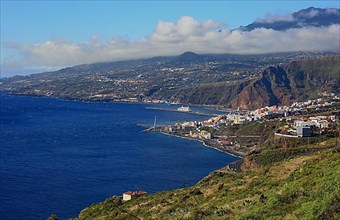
[1,54,338,109]
[289,56,340,81]
[214,121,270,136]
[75,135,340,219]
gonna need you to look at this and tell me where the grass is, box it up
[74,136,340,220]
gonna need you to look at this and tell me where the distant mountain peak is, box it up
[168,51,202,64]
[179,51,199,57]
[240,7,340,31]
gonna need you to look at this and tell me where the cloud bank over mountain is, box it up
[2,11,340,75]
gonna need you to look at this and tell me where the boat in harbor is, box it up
[177,106,191,112]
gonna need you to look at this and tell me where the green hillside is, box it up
[73,137,339,220]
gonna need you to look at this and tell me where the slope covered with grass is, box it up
[74,137,339,220]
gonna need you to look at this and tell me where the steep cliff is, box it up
[229,56,340,109]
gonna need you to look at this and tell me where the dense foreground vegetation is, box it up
[73,135,339,219]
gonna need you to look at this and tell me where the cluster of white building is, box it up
[250,96,338,117]
[163,121,213,140]
[251,105,288,117]
[162,95,338,140]
[294,115,336,129]
[291,98,336,109]
[275,115,337,138]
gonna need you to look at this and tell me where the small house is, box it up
[123,190,148,201]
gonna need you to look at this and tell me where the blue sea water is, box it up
[0,93,238,219]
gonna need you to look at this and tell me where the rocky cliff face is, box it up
[229,56,339,109]
[229,66,294,109]
[165,56,339,109]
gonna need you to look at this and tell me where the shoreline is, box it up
[1,92,225,109]
[159,131,244,158]
[5,92,246,158]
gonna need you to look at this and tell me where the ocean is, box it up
[0,93,238,219]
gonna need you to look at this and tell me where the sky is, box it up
[1,0,339,77]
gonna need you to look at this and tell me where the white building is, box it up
[200,130,211,140]
[294,120,311,128]
[297,126,312,137]
[123,190,148,201]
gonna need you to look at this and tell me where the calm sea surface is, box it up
[0,93,237,219]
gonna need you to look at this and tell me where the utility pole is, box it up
[153,116,157,131]
[336,119,340,147]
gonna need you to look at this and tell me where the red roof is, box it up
[123,190,148,196]
[134,190,147,195]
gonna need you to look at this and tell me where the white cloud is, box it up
[326,8,339,15]
[298,8,320,18]
[90,34,102,42]
[150,16,223,42]
[255,14,294,24]
[2,16,339,75]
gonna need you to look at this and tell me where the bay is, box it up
[0,93,237,219]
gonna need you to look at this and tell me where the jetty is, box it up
[145,107,219,117]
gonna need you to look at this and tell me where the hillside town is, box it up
[153,95,340,157]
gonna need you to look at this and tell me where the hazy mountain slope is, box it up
[1,55,338,109]
[240,7,340,31]
[1,52,306,102]
[155,80,251,105]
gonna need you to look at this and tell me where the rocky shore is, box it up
[146,127,250,158]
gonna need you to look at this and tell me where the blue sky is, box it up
[2,1,339,43]
[1,1,339,76]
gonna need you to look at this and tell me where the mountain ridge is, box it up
[1,54,339,110]
[229,56,340,109]
[240,7,340,31]
[155,56,339,109]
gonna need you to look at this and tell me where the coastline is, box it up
[6,92,245,158]
[159,131,244,158]
[1,93,237,219]
[2,91,227,109]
